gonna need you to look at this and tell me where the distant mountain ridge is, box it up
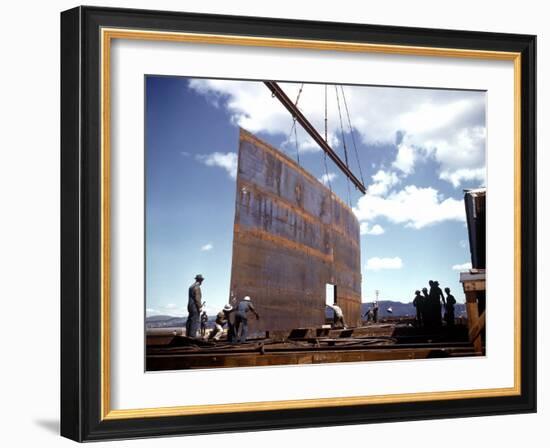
[145,316,186,328]
[360,300,466,318]
[145,315,177,322]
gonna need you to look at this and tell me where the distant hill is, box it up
[145,315,186,328]
[360,300,466,318]
[361,301,415,317]
[145,315,177,323]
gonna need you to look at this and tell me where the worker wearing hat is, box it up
[234,296,260,343]
[428,280,445,328]
[413,289,425,327]
[186,274,204,338]
[210,304,234,341]
[444,287,456,327]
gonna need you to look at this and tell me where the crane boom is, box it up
[264,81,366,194]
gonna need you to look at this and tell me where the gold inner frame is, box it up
[100,27,522,421]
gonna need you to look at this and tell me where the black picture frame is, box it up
[61,5,536,442]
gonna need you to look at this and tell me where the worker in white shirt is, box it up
[326,302,346,329]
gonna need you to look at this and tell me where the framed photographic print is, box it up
[60,6,537,441]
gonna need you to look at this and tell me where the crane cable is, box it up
[334,86,352,206]
[340,85,365,187]
[287,83,304,165]
[323,84,333,193]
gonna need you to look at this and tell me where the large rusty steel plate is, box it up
[229,129,362,334]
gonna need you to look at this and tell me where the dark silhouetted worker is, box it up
[234,296,260,343]
[327,303,346,329]
[186,274,204,338]
[429,280,446,327]
[372,301,379,323]
[422,286,431,327]
[363,307,374,323]
[444,287,457,326]
[413,290,425,327]
[200,310,208,337]
[210,304,233,341]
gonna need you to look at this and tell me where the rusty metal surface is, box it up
[146,327,476,370]
[146,347,478,371]
[229,129,362,334]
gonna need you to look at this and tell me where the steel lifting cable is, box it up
[293,124,300,165]
[323,84,333,193]
[340,85,365,187]
[324,84,328,143]
[334,85,352,206]
[287,83,304,165]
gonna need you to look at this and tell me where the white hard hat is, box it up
[223,304,232,311]
[243,296,251,301]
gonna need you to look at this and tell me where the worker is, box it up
[372,301,379,323]
[209,304,233,341]
[363,307,373,323]
[444,287,457,326]
[200,310,208,338]
[327,302,346,329]
[413,289,425,327]
[186,274,204,338]
[421,286,432,328]
[429,280,446,327]
[234,296,260,343]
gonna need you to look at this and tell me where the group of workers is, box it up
[186,274,260,342]
[413,280,456,328]
[186,274,457,341]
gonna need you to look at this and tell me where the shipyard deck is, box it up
[146,322,482,371]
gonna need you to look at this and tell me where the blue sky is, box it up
[145,76,486,317]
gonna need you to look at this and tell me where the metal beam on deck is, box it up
[264,81,367,194]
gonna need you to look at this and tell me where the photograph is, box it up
[144,76,487,371]
[57,5,537,441]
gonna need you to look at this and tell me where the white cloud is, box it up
[368,170,400,196]
[188,79,486,188]
[366,257,403,271]
[452,262,472,271]
[354,185,465,229]
[282,131,340,154]
[196,152,238,179]
[459,240,468,249]
[440,167,486,188]
[147,303,192,318]
[160,303,186,317]
[201,243,213,251]
[392,142,417,175]
[319,172,337,185]
[189,79,294,136]
[360,222,385,236]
